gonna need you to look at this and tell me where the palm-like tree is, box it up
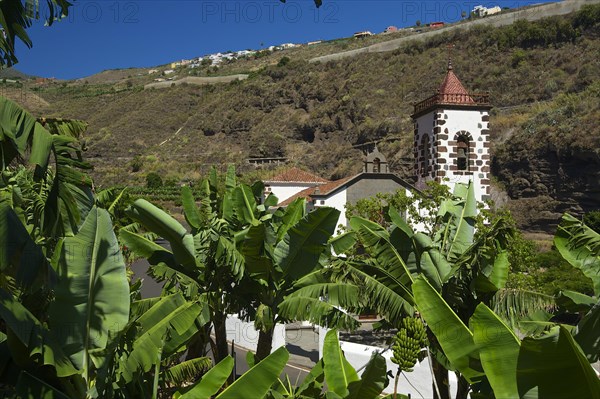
[281,182,536,399]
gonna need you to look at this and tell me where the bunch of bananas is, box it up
[390,317,427,372]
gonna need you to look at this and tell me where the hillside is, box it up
[17,4,600,233]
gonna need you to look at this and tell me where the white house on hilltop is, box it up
[472,5,502,17]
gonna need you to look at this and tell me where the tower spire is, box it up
[446,43,455,71]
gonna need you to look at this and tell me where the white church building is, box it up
[412,60,492,202]
[264,61,492,221]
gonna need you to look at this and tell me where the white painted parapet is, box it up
[225,314,286,353]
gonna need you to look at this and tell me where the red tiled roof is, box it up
[311,175,355,196]
[278,186,315,206]
[266,167,329,184]
[437,62,475,104]
[277,175,356,206]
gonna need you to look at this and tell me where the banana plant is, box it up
[91,292,210,398]
[266,329,389,399]
[175,346,289,399]
[0,99,95,244]
[238,197,346,361]
[0,206,130,397]
[281,183,522,399]
[120,166,263,364]
[414,276,600,399]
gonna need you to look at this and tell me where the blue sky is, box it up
[16,0,552,79]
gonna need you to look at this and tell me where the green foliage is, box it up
[573,3,600,30]
[554,213,600,295]
[277,56,291,67]
[131,155,143,172]
[511,48,527,68]
[416,278,600,399]
[345,181,451,233]
[49,207,131,384]
[266,329,388,399]
[584,210,600,233]
[146,172,163,189]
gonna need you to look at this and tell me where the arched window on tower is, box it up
[421,135,430,177]
[457,136,469,171]
[373,158,381,173]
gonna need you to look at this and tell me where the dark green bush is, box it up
[146,172,163,189]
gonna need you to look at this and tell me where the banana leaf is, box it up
[15,371,71,399]
[0,288,78,377]
[274,207,339,280]
[350,216,414,288]
[323,329,359,397]
[0,203,49,291]
[48,207,130,374]
[177,356,234,399]
[413,276,484,383]
[554,213,600,295]
[232,184,258,224]
[574,298,600,363]
[470,304,520,398]
[122,294,207,382]
[181,185,202,230]
[436,182,476,262]
[517,326,600,399]
[127,199,196,270]
[347,352,389,399]
[217,346,289,399]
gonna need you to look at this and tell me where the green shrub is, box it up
[130,156,143,172]
[146,172,163,189]
[583,210,600,233]
[277,56,290,67]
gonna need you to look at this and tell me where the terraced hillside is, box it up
[11,4,600,232]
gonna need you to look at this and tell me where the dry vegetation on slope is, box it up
[15,5,600,231]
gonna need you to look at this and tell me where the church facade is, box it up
[264,147,414,229]
[265,62,492,225]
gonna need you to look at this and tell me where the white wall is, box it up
[319,188,347,230]
[225,315,286,353]
[416,108,490,203]
[318,327,457,397]
[267,182,316,203]
[440,108,489,203]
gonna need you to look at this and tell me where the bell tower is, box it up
[411,61,492,203]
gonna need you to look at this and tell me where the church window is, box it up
[457,136,469,171]
[421,135,430,177]
[373,158,381,173]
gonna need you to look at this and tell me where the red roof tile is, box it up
[437,62,475,104]
[277,175,356,206]
[278,186,315,206]
[266,167,329,184]
[311,176,355,196]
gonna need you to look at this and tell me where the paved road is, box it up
[310,0,600,64]
[231,342,313,384]
[130,253,321,382]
